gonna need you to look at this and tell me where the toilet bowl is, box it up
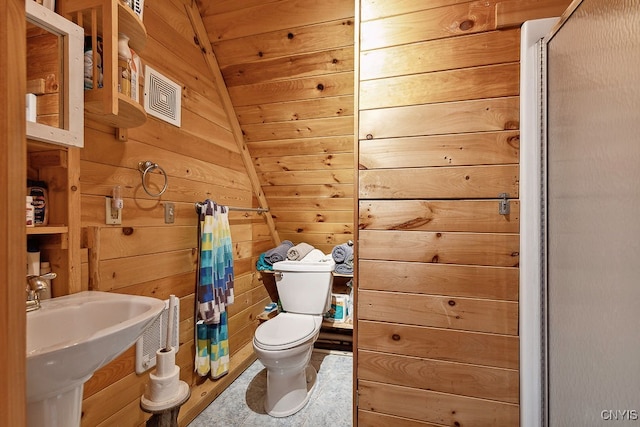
[253,313,323,417]
[252,258,334,417]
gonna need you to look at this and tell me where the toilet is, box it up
[253,258,335,417]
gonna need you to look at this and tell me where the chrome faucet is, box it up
[26,272,57,312]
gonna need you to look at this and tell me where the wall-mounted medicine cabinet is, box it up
[26,0,84,148]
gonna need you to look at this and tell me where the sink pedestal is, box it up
[27,382,85,427]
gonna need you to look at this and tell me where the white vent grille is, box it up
[144,65,181,127]
[135,297,180,374]
[132,0,144,20]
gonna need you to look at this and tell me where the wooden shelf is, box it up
[333,272,353,278]
[257,268,353,331]
[59,0,147,129]
[323,319,353,330]
[25,145,81,295]
[26,225,69,235]
[85,90,147,128]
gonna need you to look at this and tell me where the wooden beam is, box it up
[496,0,573,29]
[0,0,27,425]
[27,78,45,94]
[183,1,281,246]
[353,3,361,427]
[67,147,83,293]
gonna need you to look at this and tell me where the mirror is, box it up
[26,0,84,147]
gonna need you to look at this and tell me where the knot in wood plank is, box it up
[459,19,475,31]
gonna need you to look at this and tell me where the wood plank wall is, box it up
[356,0,570,426]
[75,1,274,425]
[199,0,356,254]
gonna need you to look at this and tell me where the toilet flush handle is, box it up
[274,272,283,280]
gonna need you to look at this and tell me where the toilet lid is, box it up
[254,313,321,351]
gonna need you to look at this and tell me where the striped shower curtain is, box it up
[195,200,234,379]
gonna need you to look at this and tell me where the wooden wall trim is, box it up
[184,2,280,245]
[67,148,83,293]
[0,0,27,425]
[353,0,361,424]
[496,0,574,28]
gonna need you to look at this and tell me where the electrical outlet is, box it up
[105,197,122,225]
[164,202,175,224]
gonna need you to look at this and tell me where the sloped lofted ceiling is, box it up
[198,0,356,254]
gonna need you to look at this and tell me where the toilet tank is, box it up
[272,260,335,315]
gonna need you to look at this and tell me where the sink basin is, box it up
[26,291,165,427]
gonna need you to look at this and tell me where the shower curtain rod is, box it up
[194,202,269,214]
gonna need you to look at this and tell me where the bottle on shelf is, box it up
[27,180,48,227]
[130,49,140,102]
[117,33,132,97]
[26,196,35,227]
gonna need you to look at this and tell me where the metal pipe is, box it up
[194,202,269,214]
[228,206,269,213]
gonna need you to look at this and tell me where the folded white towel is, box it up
[300,249,327,263]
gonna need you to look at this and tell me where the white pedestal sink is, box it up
[26,291,165,427]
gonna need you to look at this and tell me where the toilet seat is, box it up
[254,313,321,351]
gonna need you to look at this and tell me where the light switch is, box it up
[164,202,175,224]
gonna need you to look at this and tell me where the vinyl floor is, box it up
[187,350,353,427]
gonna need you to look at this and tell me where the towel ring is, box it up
[138,161,168,197]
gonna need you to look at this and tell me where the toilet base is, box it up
[265,364,317,417]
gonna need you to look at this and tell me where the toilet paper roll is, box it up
[156,346,175,378]
[144,347,181,403]
[146,365,180,403]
